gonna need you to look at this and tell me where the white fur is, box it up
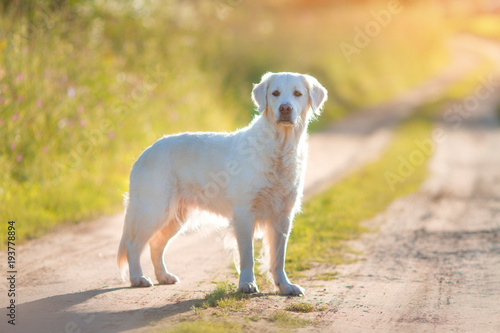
[117,72,327,295]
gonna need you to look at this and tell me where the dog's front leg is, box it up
[267,216,305,296]
[233,207,259,293]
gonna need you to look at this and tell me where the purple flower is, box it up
[67,87,76,98]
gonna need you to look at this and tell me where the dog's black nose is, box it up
[279,103,292,115]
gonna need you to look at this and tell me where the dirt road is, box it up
[1,36,498,333]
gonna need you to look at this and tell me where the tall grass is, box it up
[0,0,450,243]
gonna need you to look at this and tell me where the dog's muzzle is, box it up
[278,103,293,124]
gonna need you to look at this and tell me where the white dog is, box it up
[117,72,327,295]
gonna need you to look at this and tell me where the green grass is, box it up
[284,302,314,313]
[0,0,451,246]
[268,311,313,328]
[193,282,249,312]
[164,320,242,333]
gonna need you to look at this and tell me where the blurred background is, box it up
[1,0,500,242]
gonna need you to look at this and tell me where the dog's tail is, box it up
[117,192,131,280]
[117,232,128,280]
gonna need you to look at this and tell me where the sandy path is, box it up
[0,36,490,333]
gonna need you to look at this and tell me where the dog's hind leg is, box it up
[149,218,182,284]
[125,202,168,287]
[127,232,154,287]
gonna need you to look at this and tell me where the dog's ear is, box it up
[252,72,273,113]
[304,74,328,115]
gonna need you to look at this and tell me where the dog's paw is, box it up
[130,275,154,287]
[156,272,180,285]
[278,283,305,296]
[239,281,259,293]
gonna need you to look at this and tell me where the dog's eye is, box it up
[272,90,280,97]
[293,91,302,97]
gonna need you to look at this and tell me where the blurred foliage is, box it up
[0,0,457,242]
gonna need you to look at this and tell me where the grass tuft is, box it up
[268,311,313,328]
[285,302,314,313]
[194,281,249,312]
[164,319,242,333]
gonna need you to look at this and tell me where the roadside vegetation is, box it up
[0,0,451,244]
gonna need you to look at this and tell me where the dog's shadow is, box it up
[16,285,271,332]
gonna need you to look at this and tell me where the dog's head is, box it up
[251,72,327,127]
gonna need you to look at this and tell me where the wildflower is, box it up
[79,119,87,127]
[42,146,49,154]
[10,143,16,150]
[11,114,19,121]
[16,154,22,162]
[67,87,76,98]
[16,73,23,82]
[36,99,42,107]
[17,95,23,103]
